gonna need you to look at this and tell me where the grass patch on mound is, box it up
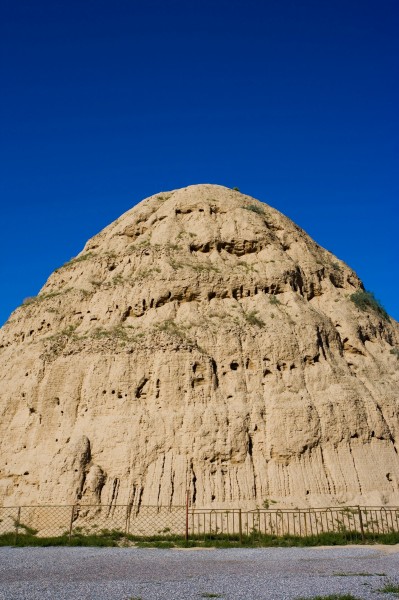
[350,290,389,320]
[244,203,264,215]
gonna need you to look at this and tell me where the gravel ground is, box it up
[0,545,398,600]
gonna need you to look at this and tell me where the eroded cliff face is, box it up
[1,184,398,508]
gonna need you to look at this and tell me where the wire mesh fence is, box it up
[0,505,186,539]
[1,504,398,543]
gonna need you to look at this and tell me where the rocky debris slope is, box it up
[0,184,398,508]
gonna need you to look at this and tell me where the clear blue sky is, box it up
[1,0,398,325]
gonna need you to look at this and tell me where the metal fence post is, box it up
[185,490,189,542]
[68,505,75,543]
[238,509,242,544]
[125,505,131,536]
[358,505,365,541]
[14,507,21,545]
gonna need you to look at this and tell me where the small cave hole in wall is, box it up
[230,361,239,371]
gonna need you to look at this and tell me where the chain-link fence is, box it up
[0,505,186,540]
[1,504,398,543]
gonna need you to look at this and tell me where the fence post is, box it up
[125,505,131,536]
[14,507,21,545]
[185,490,189,542]
[357,505,365,541]
[68,505,75,543]
[238,509,242,544]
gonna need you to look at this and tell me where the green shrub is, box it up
[379,581,399,594]
[350,290,389,320]
[244,311,265,327]
[262,498,277,509]
[390,348,399,359]
[38,291,62,300]
[191,263,220,273]
[92,326,128,341]
[236,261,256,272]
[112,274,124,285]
[244,204,264,215]
[169,259,185,270]
[156,319,183,335]
[135,266,161,280]
[60,325,78,338]
[22,291,63,307]
[269,295,280,305]
[58,252,95,270]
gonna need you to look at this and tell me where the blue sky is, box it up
[1,0,398,325]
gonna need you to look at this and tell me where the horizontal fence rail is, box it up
[1,504,398,543]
